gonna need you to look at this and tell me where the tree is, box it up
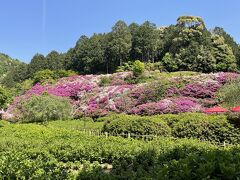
[0,86,12,109]
[132,60,145,77]
[46,51,65,70]
[73,34,105,74]
[28,54,47,77]
[108,20,132,67]
[212,27,240,67]
[211,35,237,71]
[132,21,159,62]
[2,63,29,87]
[161,16,216,72]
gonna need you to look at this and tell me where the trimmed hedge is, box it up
[1,124,240,179]
[101,113,240,144]
[102,114,171,136]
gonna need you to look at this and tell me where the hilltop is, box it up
[0,53,23,79]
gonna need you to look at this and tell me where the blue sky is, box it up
[0,0,239,63]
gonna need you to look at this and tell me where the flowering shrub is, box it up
[131,97,202,115]
[6,71,240,120]
[180,82,221,99]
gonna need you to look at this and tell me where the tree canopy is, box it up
[2,15,240,87]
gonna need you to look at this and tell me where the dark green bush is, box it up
[0,86,12,109]
[102,114,171,136]
[19,95,72,123]
[227,112,240,127]
[100,113,240,144]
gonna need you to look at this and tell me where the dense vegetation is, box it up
[1,15,240,178]
[0,53,23,81]
[2,16,240,88]
[0,119,240,179]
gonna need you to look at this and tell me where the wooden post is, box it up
[105,132,108,138]
[128,133,131,139]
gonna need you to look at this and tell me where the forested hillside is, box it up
[2,16,239,88]
[0,53,22,78]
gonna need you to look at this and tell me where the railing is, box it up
[72,128,233,147]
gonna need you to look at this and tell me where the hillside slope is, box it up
[4,71,239,120]
[0,53,22,78]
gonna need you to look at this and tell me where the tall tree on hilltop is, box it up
[212,27,240,68]
[46,51,65,70]
[211,35,237,71]
[132,21,159,62]
[28,54,47,77]
[73,34,105,74]
[108,20,132,67]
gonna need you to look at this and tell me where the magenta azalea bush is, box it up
[3,71,239,120]
[130,97,202,115]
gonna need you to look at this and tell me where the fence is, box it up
[77,128,160,141]
[72,128,232,147]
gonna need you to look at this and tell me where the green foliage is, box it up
[99,76,111,87]
[19,95,72,123]
[1,123,240,179]
[132,60,145,77]
[28,54,47,77]
[0,120,9,127]
[141,80,170,102]
[102,114,171,136]
[145,62,164,71]
[0,86,12,109]
[100,113,240,145]
[211,35,237,71]
[162,52,177,71]
[116,61,133,72]
[48,119,104,131]
[1,63,29,87]
[33,69,76,84]
[109,20,132,67]
[0,53,22,78]
[227,112,240,127]
[45,51,65,71]
[217,79,240,107]
[213,27,240,68]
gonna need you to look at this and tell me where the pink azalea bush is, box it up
[130,97,202,115]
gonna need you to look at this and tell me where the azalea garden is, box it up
[1,14,240,179]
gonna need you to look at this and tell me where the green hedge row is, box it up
[1,124,240,179]
[102,113,240,144]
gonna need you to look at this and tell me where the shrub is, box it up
[99,76,111,87]
[145,62,164,71]
[132,60,145,77]
[2,123,240,179]
[0,120,9,127]
[0,86,12,109]
[171,115,239,144]
[33,69,56,84]
[227,112,240,127]
[217,79,240,107]
[116,61,133,72]
[18,95,72,123]
[102,114,171,136]
[33,69,76,84]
